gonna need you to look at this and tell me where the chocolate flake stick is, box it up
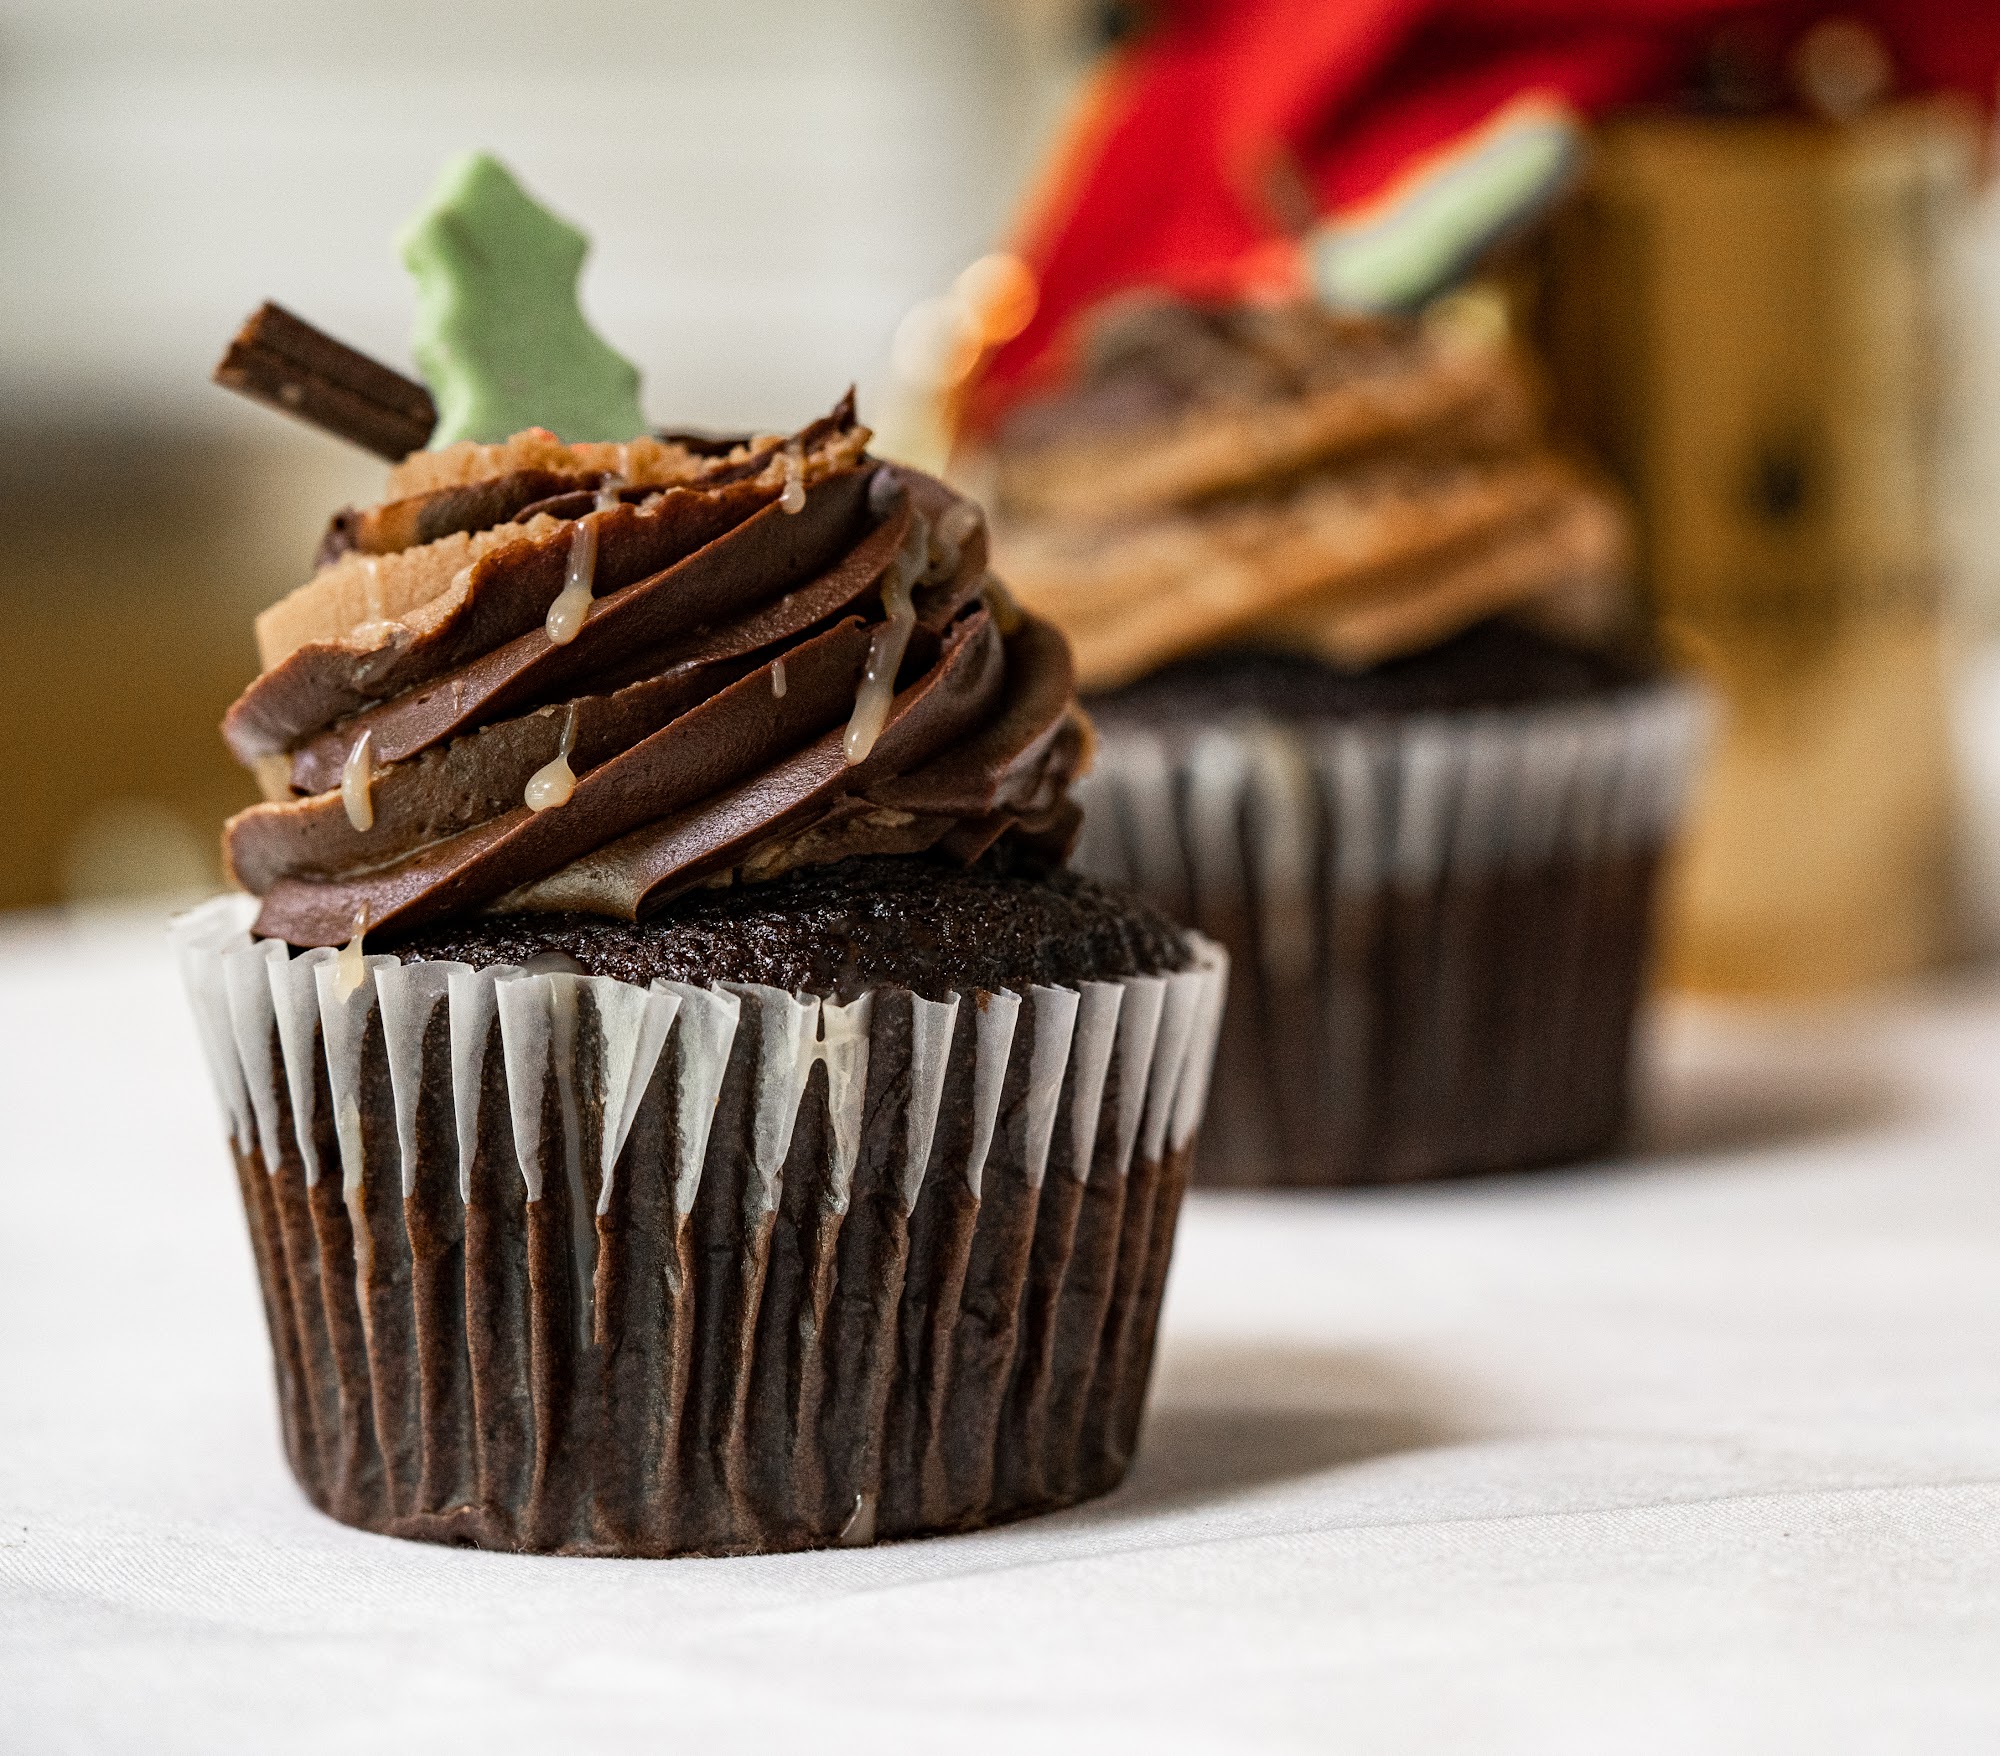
[214,301,437,460]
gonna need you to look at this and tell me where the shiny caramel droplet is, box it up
[525,702,580,812]
[778,445,807,515]
[523,755,576,812]
[546,516,599,645]
[340,730,375,831]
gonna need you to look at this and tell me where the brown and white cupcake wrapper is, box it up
[1072,683,1709,1186]
[172,896,1226,1557]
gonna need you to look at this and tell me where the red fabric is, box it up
[965,0,2000,429]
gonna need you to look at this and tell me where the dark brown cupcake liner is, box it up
[1071,683,1707,1186]
[173,898,1225,1556]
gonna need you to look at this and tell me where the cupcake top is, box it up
[214,158,1091,952]
[222,399,1091,951]
[387,855,1188,1003]
[972,294,1628,690]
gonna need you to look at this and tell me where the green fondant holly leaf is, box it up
[399,152,648,446]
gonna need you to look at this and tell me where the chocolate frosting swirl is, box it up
[223,395,1090,947]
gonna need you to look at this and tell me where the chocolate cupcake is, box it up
[977,295,1705,1187]
[174,158,1224,1555]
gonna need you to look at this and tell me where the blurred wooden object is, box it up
[1542,104,1980,993]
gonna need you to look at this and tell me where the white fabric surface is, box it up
[3,908,1998,1755]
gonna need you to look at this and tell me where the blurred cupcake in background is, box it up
[966,295,1708,1187]
[922,0,2000,1182]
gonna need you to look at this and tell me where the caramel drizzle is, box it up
[544,478,622,648]
[340,728,375,831]
[348,558,400,649]
[843,511,928,766]
[333,902,371,1000]
[524,701,580,812]
[778,444,807,515]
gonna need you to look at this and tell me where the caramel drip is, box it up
[778,444,807,515]
[844,512,928,765]
[771,656,787,698]
[334,903,370,1000]
[340,728,375,830]
[524,701,580,812]
[347,559,399,649]
[545,516,600,646]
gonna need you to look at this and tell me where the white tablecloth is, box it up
[4,909,1998,1754]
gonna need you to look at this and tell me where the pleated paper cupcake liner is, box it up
[173,897,1226,1556]
[1072,682,1708,1186]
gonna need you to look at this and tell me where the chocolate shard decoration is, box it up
[214,301,438,460]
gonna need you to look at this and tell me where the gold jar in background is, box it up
[1540,103,1980,994]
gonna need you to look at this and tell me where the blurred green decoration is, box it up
[1308,102,1583,313]
[400,152,648,447]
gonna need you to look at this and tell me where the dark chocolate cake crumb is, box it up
[380,855,1190,1000]
[1087,617,1657,726]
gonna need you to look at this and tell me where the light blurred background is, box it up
[0,0,1109,911]
[4,0,1999,988]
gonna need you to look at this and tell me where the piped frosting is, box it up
[221,394,1089,947]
